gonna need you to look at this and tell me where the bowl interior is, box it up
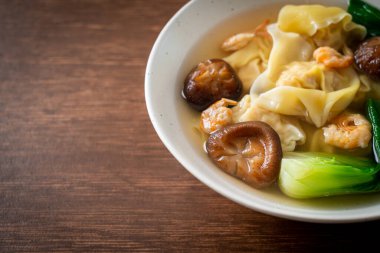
[145,0,380,223]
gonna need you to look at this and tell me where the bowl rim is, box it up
[145,0,380,223]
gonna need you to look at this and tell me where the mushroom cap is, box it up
[183,58,242,111]
[206,121,283,188]
[354,36,380,78]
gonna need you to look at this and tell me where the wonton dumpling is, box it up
[277,61,358,92]
[266,24,315,83]
[224,35,272,92]
[276,62,324,89]
[277,5,366,45]
[232,95,306,152]
[250,24,316,96]
[236,59,265,92]
[255,65,360,127]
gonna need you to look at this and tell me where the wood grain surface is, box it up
[0,0,379,252]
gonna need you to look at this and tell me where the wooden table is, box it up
[1,0,379,252]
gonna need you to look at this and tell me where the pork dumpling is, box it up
[277,5,366,49]
[276,62,324,89]
[254,63,361,127]
[224,33,272,92]
[232,95,306,152]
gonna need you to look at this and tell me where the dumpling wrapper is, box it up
[277,5,366,39]
[232,95,306,152]
[224,35,272,92]
[255,68,360,127]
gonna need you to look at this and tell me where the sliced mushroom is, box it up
[183,59,242,111]
[206,121,282,188]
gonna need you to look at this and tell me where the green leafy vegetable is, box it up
[279,152,380,199]
[348,0,380,37]
[367,99,380,163]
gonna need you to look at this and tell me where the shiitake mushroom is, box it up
[206,121,283,189]
[183,59,242,111]
[354,36,380,78]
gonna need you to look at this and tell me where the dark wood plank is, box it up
[1,0,380,252]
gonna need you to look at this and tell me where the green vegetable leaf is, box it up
[366,99,380,163]
[279,152,380,199]
[348,0,380,37]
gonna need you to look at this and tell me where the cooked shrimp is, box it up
[221,19,271,52]
[252,19,271,38]
[221,33,255,52]
[200,98,238,134]
[313,47,353,69]
[323,112,372,149]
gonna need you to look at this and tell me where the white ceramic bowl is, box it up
[145,0,380,223]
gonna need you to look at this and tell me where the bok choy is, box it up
[279,152,380,199]
[348,0,380,37]
[367,99,380,163]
